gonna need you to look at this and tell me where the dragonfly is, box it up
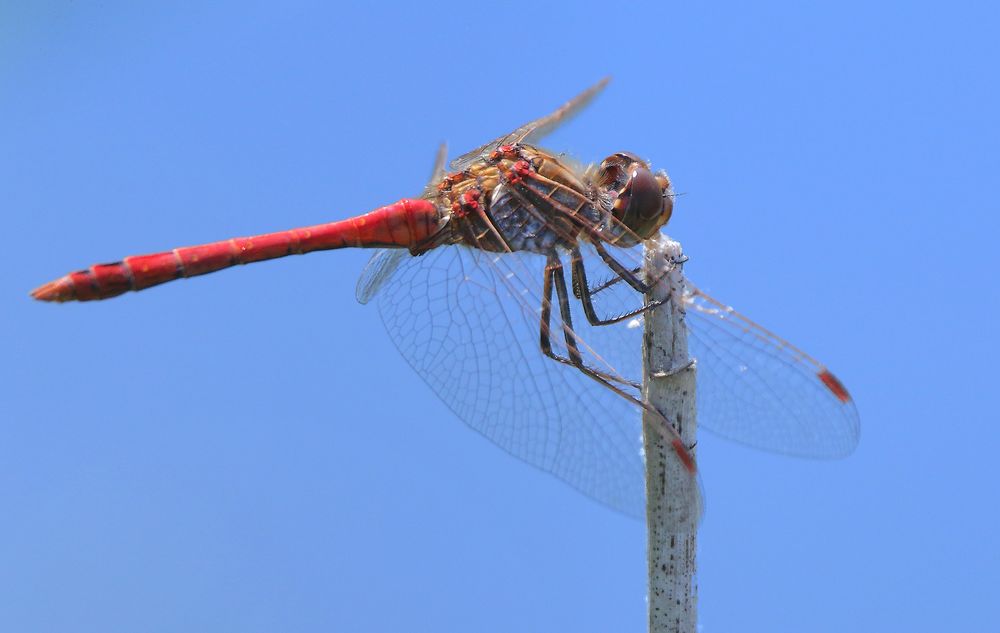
[31,79,859,520]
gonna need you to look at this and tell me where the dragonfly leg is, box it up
[540,253,640,389]
[540,253,583,365]
[574,266,638,298]
[650,359,697,384]
[540,252,698,475]
[574,253,685,298]
[570,246,666,326]
[590,239,662,294]
[587,250,687,297]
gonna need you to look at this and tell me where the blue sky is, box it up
[2,1,998,631]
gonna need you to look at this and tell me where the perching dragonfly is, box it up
[32,79,859,518]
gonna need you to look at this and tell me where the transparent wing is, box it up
[355,226,861,516]
[356,155,856,517]
[449,78,610,172]
[508,237,861,459]
[355,242,668,518]
[682,283,860,457]
[548,245,861,458]
[356,248,407,304]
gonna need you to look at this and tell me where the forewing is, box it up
[449,78,610,172]
[554,239,860,459]
[682,282,861,457]
[515,237,860,459]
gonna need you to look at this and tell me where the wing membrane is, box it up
[358,244,651,517]
[682,284,860,457]
[449,78,610,172]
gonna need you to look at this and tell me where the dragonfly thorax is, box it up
[431,145,673,255]
[434,145,600,254]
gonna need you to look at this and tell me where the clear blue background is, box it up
[3,2,997,631]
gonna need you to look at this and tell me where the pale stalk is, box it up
[642,235,697,633]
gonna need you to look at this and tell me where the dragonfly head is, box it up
[594,152,673,242]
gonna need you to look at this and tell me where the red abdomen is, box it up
[32,198,441,302]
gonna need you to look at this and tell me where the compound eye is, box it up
[615,165,661,218]
[614,165,667,238]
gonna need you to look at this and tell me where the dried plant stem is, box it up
[642,235,697,633]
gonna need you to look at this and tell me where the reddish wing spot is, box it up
[818,369,851,403]
[671,438,697,474]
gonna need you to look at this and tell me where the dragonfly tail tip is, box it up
[31,277,74,303]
